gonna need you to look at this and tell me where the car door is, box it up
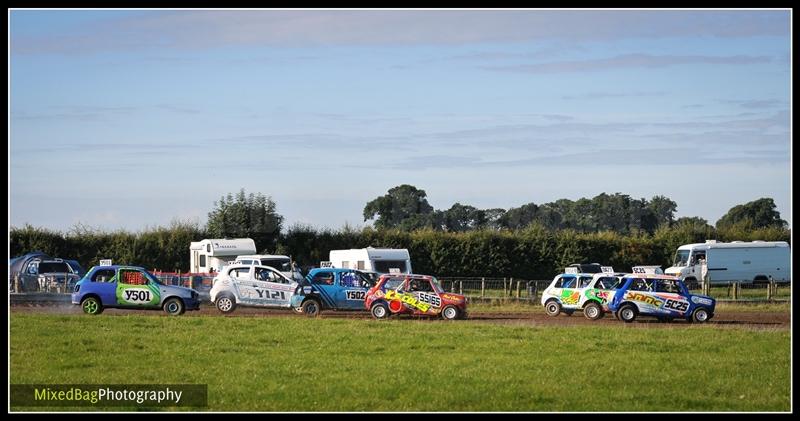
[335,270,370,310]
[655,279,690,316]
[87,268,118,306]
[309,270,339,308]
[555,275,580,308]
[409,278,442,315]
[229,266,259,304]
[254,266,295,308]
[115,268,160,308]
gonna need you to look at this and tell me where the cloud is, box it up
[485,54,772,74]
[720,99,785,109]
[11,104,201,121]
[11,10,789,54]
[562,91,666,100]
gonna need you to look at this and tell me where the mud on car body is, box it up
[209,264,298,313]
[608,274,716,323]
[364,274,468,320]
[71,265,200,315]
[290,268,376,316]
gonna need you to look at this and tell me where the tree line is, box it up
[9,187,790,279]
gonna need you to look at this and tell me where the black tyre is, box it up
[371,302,390,320]
[618,304,638,323]
[163,297,184,316]
[583,302,603,320]
[692,307,710,323]
[81,296,104,315]
[544,300,561,317]
[441,305,459,320]
[302,299,322,317]
[216,295,236,314]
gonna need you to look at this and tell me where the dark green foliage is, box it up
[206,189,283,252]
[716,198,788,230]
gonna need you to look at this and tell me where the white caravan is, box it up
[664,240,790,284]
[234,254,304,282]
[328,247,412,274]
[189,238,256,274]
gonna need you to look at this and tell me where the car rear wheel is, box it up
[692,307,710,323]
[618,304,637,323]
[216,295,236,314]
[163,297,184,316]
[371,302,389,320]
[583,302,602,320]
[442,305,459,320]
[544,300,561,317]
[302,299,321,317]
[81,297,103,315]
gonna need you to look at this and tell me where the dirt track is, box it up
[9,303,790,329]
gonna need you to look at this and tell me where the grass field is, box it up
[469,300,790,314]
[10,313,790,412]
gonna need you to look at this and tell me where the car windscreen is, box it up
[259,259,291,271]
[674,250,690,267]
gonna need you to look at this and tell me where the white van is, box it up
[664,240,790,284]
[328,247,412,274]
[189,238,257,274]
[234,254,304,282]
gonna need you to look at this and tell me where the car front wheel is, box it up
[371,302,389,320]
[81,296,104,315]
[442,305,459,320]
[692,307,710,323]
[302,299,321,317]
[163,297,184,316]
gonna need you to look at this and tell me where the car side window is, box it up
[409,279,433,292]
[119,270,147,285]
[341,272,360,287]
[579,276,592,288]
[27,262,39,275]
[228,267,250,281]
[556,276,576,289]
[656,280,681,294]
[383,278,404,290]
[311,272,335,285]
[630,278,652,292]
[92,269,116,283]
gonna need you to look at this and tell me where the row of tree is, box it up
[10,221,790,278]
[363,185,788,233]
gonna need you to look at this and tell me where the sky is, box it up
[9,9,792,232]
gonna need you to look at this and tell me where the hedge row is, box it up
[10,222,790,280]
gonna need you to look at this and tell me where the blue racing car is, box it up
[608,273,715,323]
[71,265,201,316]
[290,268,376,316]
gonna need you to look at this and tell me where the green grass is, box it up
[10,314,790,412]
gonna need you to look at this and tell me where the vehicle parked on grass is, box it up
[541,267,624,320]
[364,273,468,320]
[71,265,201,316]
[290,268,376,316]
[664,240,790,285]
[608,274,716,323]
[209,264,298,313]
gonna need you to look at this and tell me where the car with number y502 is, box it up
[290,268,376,317]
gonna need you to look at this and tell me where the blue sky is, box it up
[9,9,792,231]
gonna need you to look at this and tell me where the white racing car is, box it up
[209,264,299,313]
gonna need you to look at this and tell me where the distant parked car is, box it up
[608,274,716,323]
[541,271,625,320]
[33,259,82,291]
[209,264,298,313]
[290,268,376,316]
[364,274,468,320]
[71,265,201,315]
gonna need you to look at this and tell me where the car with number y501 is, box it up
[71,265,201,315]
